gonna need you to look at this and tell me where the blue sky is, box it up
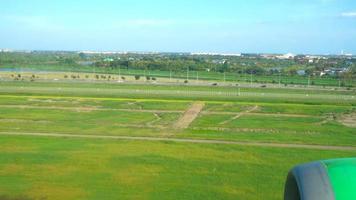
[0,0,356,54]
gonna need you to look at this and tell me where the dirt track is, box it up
[338,112,356,128]
[0,105,183,113]
[173,102,205,129]
[220,105,259,125]
[0,132,355,151]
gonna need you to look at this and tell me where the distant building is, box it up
[297,70,306,76]
[261,54,276,59]
[276,53,295,60]
[212,59,227,64]
[0,49,13,53]
[77,61,94,66]
[103,58,114,62]
[191,52,241,57]
[320,68,349,76]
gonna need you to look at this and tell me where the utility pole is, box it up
[186,66,189,81]
[250,73,253,87]
[236,72,238,85]
[93,65,95,82]
[224,72,226,84]
[238,87,241,96]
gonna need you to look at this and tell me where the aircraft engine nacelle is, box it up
[284,158,356,200]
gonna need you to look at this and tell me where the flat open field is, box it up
[0,81,355,200]
[1,65,356,87]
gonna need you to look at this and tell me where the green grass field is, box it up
[1,64,355,87]
[0,136,354,200]
[0,80,355,200]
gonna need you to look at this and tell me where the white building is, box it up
[277,53,295,60]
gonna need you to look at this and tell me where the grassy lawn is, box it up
[0,106,181,137]
[1,65,355,87]
[0,136,355,200]
[0,81,355,200]
[204,102,354,115]
[0,81,355,105]
[0,83,355,146]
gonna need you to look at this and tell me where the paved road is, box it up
[0,132,355,151]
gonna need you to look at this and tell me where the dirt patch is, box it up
[0,119,51,124]
[0,105,98,113]
[1,132,355,151]
[0,105,181,114]
[146,113,162,126]
[173,102,205,129]
[338,112,356,127]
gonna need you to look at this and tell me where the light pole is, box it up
[118,65,121,82]
[224,72,226,84]
[186,66,189,81]
[250,73,253,87]
[93,64,95,83]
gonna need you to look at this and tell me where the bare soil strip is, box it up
[220,105,259,125]
[146,113,162,126]
[338,112,356,127]
[0,132,355,151]
[0,105,183,113]
[190,127,320,135]
[202,111,312,118]
[173,102,205,129]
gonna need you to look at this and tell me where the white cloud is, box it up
[341,12,356,17]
